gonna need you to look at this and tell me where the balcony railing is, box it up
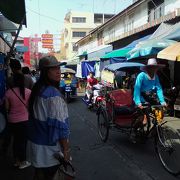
[148,3,165,22]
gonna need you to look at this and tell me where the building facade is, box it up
[77,0,180,56]
[62,11,114,60]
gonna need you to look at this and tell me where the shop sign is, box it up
[42,34,53,39]
[42,44,53,49]
[41,39,53,44]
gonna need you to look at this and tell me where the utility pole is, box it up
[92,0,95,13]
[114,0,117,14]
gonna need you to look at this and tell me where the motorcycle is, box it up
[82,83,104,110]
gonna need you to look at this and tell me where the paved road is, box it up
[69,96,180,180]
[0,96,180,180]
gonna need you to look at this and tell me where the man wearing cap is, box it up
[134,58,166,124]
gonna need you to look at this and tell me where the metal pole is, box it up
[5,14,26,77]
[0,34,12,48]
[8,14,26,59]
[151,0,157,8]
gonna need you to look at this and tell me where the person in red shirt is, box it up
[86,72,98,105]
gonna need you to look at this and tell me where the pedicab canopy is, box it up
[61,67,76,74]
[101,62,145,87]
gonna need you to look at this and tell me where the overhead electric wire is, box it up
[26,7,64,23]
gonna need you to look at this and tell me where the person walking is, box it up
[27,56,70,180]
[5,73,31,169]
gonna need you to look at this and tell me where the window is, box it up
[72,43,78,52]
[72,32,86,38]
[72,17,86,23]
[124,14,134,33]
[148,0,164,22]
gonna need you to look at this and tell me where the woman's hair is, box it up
[28,67,60,115]
[13,73,25,99]
[22,66,30,74]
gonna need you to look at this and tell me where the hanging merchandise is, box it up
[81,61,96,78]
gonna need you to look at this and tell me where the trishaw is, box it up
[60,67,78,102]
[97,62,180,175]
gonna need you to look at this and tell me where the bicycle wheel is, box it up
[156,125,180,175]
[97,108,109,142]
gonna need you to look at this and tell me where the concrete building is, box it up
[61,11,114,60]
[76,0,180,57]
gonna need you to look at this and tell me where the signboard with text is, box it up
[41,34,53,49]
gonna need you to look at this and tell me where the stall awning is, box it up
[157,42,180,61]
[149,22,180,41]
[78,51,87,57]
[101,48,130,59]
[126,38,176,60]
[88,45,112,60]
[0,0,26,25]
[101,35,150,59]
[164,23,180,41]
[0,14,18,32]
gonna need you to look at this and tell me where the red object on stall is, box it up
[23,37,30,65]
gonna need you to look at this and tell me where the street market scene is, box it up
[0,0,180,180]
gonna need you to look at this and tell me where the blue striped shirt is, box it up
[27,86,70,168]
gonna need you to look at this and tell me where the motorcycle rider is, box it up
[86,72,98,105]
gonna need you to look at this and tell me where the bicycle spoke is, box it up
[97,109,109,142]
[156,125,180,175]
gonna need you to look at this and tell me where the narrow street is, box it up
[69,96,180,180]
[0,95,180,180]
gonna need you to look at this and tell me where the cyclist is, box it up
[133,58,167,124]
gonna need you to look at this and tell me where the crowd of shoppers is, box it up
[1,55,70,180]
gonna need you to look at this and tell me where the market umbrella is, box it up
[126,39,176,60]
[157,42,180,61]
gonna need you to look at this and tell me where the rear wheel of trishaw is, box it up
[97,108,110,142]
[155,124,180,175]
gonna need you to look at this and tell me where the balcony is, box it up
[148,3,165,22]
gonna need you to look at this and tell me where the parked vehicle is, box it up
[97,62,180,175]
[60,68,78,103]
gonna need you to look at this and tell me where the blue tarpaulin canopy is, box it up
[81,61,97,78]
[101,35,151,60]
[99,35,151,71]
[126,38,176,60]
[165,26,180,41]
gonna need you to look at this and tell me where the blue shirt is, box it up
[27,86,70,168]
[133,72,165,106]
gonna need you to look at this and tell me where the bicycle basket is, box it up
[141,90,159,105]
